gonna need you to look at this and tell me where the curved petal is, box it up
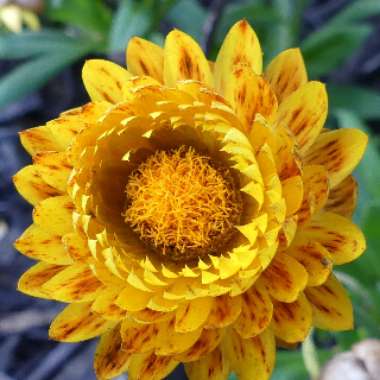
[260,253,308,303]
[91,287,126,320]
[15,224,72,265]
[19,125,61,156]
[325,175,357,217]
[287,240,332,287]
[298,165,329,223]
[282,175,304,216]
[175,328,222,362]
[33,151,72,192]
[120,320,159,353]
[164,29,213,87]
[305,128,368,188]
[233,284,273,338]
[82,59,132,103]
[94,326,131,380]
[50,102,110,150]
[185,347,229,380]
[18,262,65,299]
[272,293,312,343]
[62,232,91,262]
[276,81,327,155]
[13,165,61,205]
[294,211,366,265]
[43,263,103,302]
[217,67,277,131]
[49,302,114,342]
[305,274,353,331]
[115,283,152,312]
[205,295,242,329]
[127,37,164,82]
[265,48,307,103]
[155,318,202,356]
[175,297,213,333]
[128,351,178,380]
[214,19,262,95]
[130,309,172,324]
[33,195,74,235]
[223,328,276,380]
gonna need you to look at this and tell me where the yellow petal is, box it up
[50,102,109,150]
[305,129,368,188]
[120,320,159,354]
[33,195,74,235]
[287,240,332,287]
[33,152,72,192]
[325,175,357,218]
[122,75,162,100]
[298,165,329,223]
[265,48,307,103]
[43,263,103,302]
[261,253,308,302]
[155,318,202,356]
[18,262,65,299]
[128,351,178,380]
[19,125,60,156]
[115,283,152,312]
[127,37,164,82]
[223,328,275,380]
[49,302,114,342]
[279,216,298,247]
[13,165,61,205]
[234,284,273,338]
[282,175,304,216]
[130,309,172,324]
[219,67,277,131]
[94,326,131,380]
[205,295,242,329]
[185,347,229,380]
[295,211,366,265]
[62,232,91,262]
[215,20,262,96]
[82,59,132,103]
[175,297,213,333]
[276,81,327,154]
[91,287,126,321]
[272,293,312,343]
[305,274,353,331]
[175,328,222,362]
[15,224,72,265]
[164,29,213,87]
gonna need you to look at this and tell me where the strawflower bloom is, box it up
[13,20,367,380]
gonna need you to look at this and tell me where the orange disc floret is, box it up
[124,146,242,261]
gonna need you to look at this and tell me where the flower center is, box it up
[124,146,242,262]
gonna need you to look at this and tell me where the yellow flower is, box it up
[13,20,367,380]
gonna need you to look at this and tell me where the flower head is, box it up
[14,20,367,380]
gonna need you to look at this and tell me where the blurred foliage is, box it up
[1,0,380,379]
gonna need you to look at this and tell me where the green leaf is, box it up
[109,0,151,53]
[272,349,331,380]
[0,44,92,110]
[0,30,94,59]
[166,0,207,41]
[331,0,380,24]
[328,84,380,120]
[302,24,371,78]
[45,0,112,35]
